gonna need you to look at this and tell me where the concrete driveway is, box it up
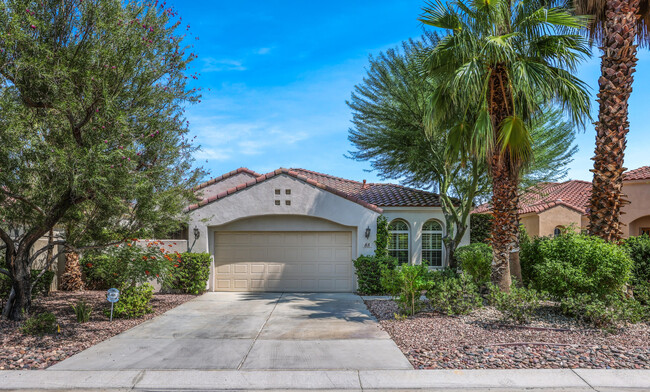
[51,292,412,371]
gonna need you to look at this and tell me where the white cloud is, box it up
[201,58,246,72]
[257,47,272,55]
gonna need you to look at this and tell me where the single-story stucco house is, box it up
[473,165,650,238]
[185,167,469,292]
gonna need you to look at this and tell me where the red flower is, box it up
[86,263,93,268]
[145,270,150,275]
[174,264,179,268]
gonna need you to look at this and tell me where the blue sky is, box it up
[174,0,650,185]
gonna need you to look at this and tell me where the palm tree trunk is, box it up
[488,63,517,292]
[588,0,639,241]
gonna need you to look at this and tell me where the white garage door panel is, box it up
[214,231,353,292]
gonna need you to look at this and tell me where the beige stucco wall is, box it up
[621,180,650,237]
[519,213,540,238]
[196,172,257,200]
[537,205,583,237]
[382,207,469,268]
[187,174,381,291]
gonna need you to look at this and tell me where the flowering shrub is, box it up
[82,240,176,289]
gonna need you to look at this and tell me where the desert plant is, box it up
[488,284,542,324]
[71,300,93,323]
[21,312,57,336]
[426,272,482,315]
[561,294,646,330]
[456,243,492,286]
[380,263,431,316]
[353,255,396,295]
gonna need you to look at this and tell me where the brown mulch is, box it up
[0,291,195,370]
[366,299,650,370]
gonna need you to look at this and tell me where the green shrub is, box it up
[561,294,646,330]
[82,240,173,290]
[456,243,492,286]
[71,300,93,323]
[426,272,482,315]
[488,284,542,324]
[375,216,389,257]
[164,253,211,294]
[634,280,650,306]
[22,312,57,336]
[0,269,55,300]
[523,232,632,299]
[380,263,431,316]
[353,255,396,295]
[622,234,650,284]
[470,214,492,244]
[108,283,154,319]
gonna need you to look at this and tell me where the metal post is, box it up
[110,302,114,322]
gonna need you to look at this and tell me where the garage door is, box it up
[214,231,353,292]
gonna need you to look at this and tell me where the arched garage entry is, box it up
[212,215,357,292]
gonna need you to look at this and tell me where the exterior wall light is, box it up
[365,226,371,239]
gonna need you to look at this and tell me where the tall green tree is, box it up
[574,0,650,241]
[0,0,203,320]
[348,33,578,266]
[420,0,591,290]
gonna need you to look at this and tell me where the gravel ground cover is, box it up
[0,291,195,370]
[366,299,650,369]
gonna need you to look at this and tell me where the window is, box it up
[388,220,409,264]
[641,227,650,236]
[285,189,291,195]
[274,200,281,206]
[285,200,291,206]
[422,220,443,267]
[275,189,281,195]
[554,226,563,237]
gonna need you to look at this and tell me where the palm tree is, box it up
[575,0,649,241]
[420,0,591,290]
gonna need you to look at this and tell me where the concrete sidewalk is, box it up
[1,369,650,391]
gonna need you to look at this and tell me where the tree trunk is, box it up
[488,63,517,292]
[2,250,32,320]
[588,0,639,242]
[59,251,85,291]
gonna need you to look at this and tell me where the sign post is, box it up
[107,288,120,321]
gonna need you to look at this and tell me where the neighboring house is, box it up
[473,165,650,238]
[186,167,468,292]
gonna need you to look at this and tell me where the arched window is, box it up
[388,220,409,265]
[554,226,563,237]
[422,220,444,267]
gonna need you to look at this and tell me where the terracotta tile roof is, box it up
[473,180,592,215]
[290,168,443,207]
[193,167,261,191]
[624,166,650,181]
[185,168,384,213]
